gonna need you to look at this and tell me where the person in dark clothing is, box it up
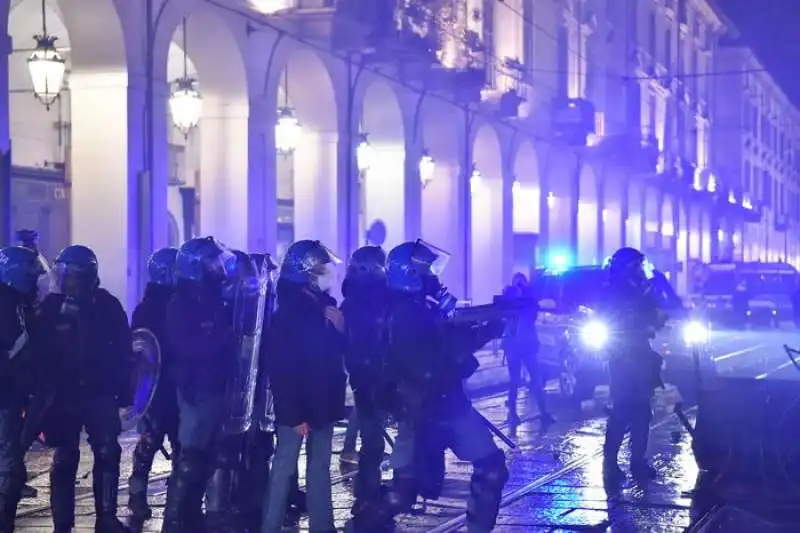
[160,237,237,533]
[262,239,346,533]
[600,247,667,484]
[128,247,181,520]
[352,240,508,533]
[340,245,390,514]
[0,245,47,533]
[37,245,133,533]
[501,272,553,426]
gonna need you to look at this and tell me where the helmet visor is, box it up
[413,239,450,276]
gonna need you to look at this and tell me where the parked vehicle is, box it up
[532,265,712,406]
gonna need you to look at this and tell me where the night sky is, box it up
[717,0,800,106]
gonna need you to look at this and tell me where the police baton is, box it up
[478,413,517,449]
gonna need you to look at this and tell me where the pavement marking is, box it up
[755,360,794,380]
[712,344,766,362]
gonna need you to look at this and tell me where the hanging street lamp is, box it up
[275,107,301,154]
[275,68,301,154]
[470,165,483,195]
[27,0,65,110]
[419,151,435,187]
[169,77,202,136]
[356,133,373,174]
[169,18,202,137]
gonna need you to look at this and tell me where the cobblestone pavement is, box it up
[14,329,800,532]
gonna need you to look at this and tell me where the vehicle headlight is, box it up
[683,321,710,346]
[580,320,609,350]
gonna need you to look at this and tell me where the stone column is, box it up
[198,100,249,251]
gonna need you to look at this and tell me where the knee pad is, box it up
[472,451,509,490]
[134,432,161,459]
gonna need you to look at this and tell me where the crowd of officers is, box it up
[0,229,666,533]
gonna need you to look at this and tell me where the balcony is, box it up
[266,0,489,103]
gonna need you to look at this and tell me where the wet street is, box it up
[14,327,800,532]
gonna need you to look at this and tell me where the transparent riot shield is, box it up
[221,262,268,435]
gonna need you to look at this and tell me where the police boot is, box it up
[92,442,131,533]
[50,447,80,532]
[0,478,23,533]
[466,452,509,532]
[351,474,416,532]
[162,450,208,533]
[204,463,238,533]
[128,433,161,519]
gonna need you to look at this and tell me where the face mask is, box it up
[317,264,338,293]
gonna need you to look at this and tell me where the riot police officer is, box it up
[38,245,133,533]
[161,237,237,533]
[340,245,390,514]
[501,272,553,426]
[0,246,46,532]
[353,240,508,532]
[262,240,347,533]
[601,247,666,484]
[128,247,181,520]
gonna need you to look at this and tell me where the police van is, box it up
[531,265,711,405]
[691,261,797,328]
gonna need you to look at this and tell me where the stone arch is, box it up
[359,78,405,251]
[577,165,598,264]
[512,141,540,234]
[471,123,504,304]
[701,211,712,262]
[161,8,250,250]
[644,186,660,236]
[271,47,339,259]
[419,100,464,295]
[626,181,644,249]
[602,175,624,260]
[8,0,137,307]
[677,201,689,295]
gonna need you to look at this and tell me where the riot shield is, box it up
[221,259,269,435]
[120,328,162,431]
[254,254,278,433]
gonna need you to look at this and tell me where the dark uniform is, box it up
[601,247,666,484]
[161,237,237,533]
[128,247,181,519]
[501,273,553,425]
[353,240,508,533]
[262,240,346,533]
[38,245,133,533]
[0,246,47,533]
[340,246,390,512]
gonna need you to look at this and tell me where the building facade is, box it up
[0,0,794,310]
[712,43,800,267]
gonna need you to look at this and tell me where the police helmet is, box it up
[280,240,341,289]
[147,247,179,287]
[386,240,448,294]
[347,245,387,282]
[15,229,39,252]
[0,246,47,295]
[175,237,236,286]
[607,247,648,286]
[54,245,99,295]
